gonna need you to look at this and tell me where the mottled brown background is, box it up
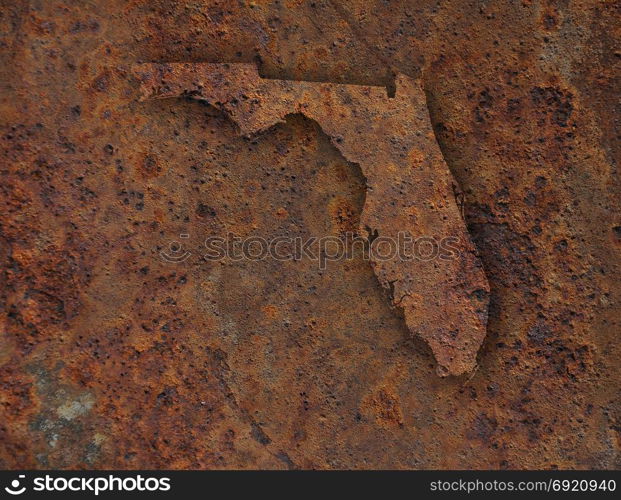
[1,0,619,469]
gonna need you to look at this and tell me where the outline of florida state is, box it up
[134,62,489,377]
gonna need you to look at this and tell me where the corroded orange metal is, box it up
[1,0,619,470]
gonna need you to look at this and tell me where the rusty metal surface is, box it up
[1,0,620,469]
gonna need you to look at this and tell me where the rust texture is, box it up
[1,0,620,469]
[134,62,489,376]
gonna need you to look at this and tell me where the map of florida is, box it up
[133,62,490,377]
